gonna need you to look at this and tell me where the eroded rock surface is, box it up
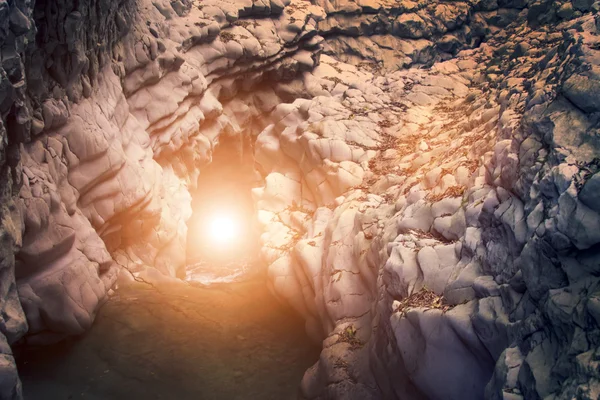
[1,0,326,394]
[254,6,600,400]
[0,0,600,399]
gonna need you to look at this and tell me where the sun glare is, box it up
[209,214,239,244]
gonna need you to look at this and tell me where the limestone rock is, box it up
[0,333,21,400]
[563,73,600,113]
[1,0,600,399]
[579,172,600,213]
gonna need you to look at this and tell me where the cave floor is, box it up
[15,278,320,400]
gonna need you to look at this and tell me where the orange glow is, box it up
[188,200,257,265]
[186,134,259,265]
[208,213,240,245]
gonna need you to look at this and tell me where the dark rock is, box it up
[393,13,429,39]
[8,6,30,36]
[0,1,9,41]
[519,238,569,301]
[527,0,558,26]
[0,69,15,114]
[573,0,594,11]
[563,73,600,113]
[486,8,521,27]
[477,0,499,11]
[557,2,575,19]
[0,333,21,400]
[2,53,23,83]
[579,173,600,213]
[511,42,531,59]
[473,276,501,298]
[438,34,462,54]
[498,0,528,8]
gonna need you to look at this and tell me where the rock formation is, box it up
[1,0,600,399]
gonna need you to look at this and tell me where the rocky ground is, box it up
[1,0,600,399]
[15,277,319,400]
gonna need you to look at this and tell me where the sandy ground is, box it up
[15,278,320,400]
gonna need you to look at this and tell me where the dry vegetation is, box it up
[219,31,236,43]
[337,325,363,349]
[427,185,466,202]
[233,20,251,29]
[394,287,452,316]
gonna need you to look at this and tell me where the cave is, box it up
[2,0,600,399]
[185,128,261,282]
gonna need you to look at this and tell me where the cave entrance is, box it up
[185,131,261,284]
[16,121,322,400]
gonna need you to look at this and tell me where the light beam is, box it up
[208,214,240,245]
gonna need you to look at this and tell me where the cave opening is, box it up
[185,129,263,284]
[15,128,322,400]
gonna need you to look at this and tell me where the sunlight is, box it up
[208,214,240,245]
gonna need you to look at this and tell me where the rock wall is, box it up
[315,0,526,70]
[1,0,600,399]
[253,2,600,399]
[0,0,326,396]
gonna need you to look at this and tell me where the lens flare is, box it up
[208,214,239,244]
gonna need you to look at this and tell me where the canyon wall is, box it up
[256,2,600,399]
[0,0,324,396]
[1,0,600,399]
[257,2,600,399]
